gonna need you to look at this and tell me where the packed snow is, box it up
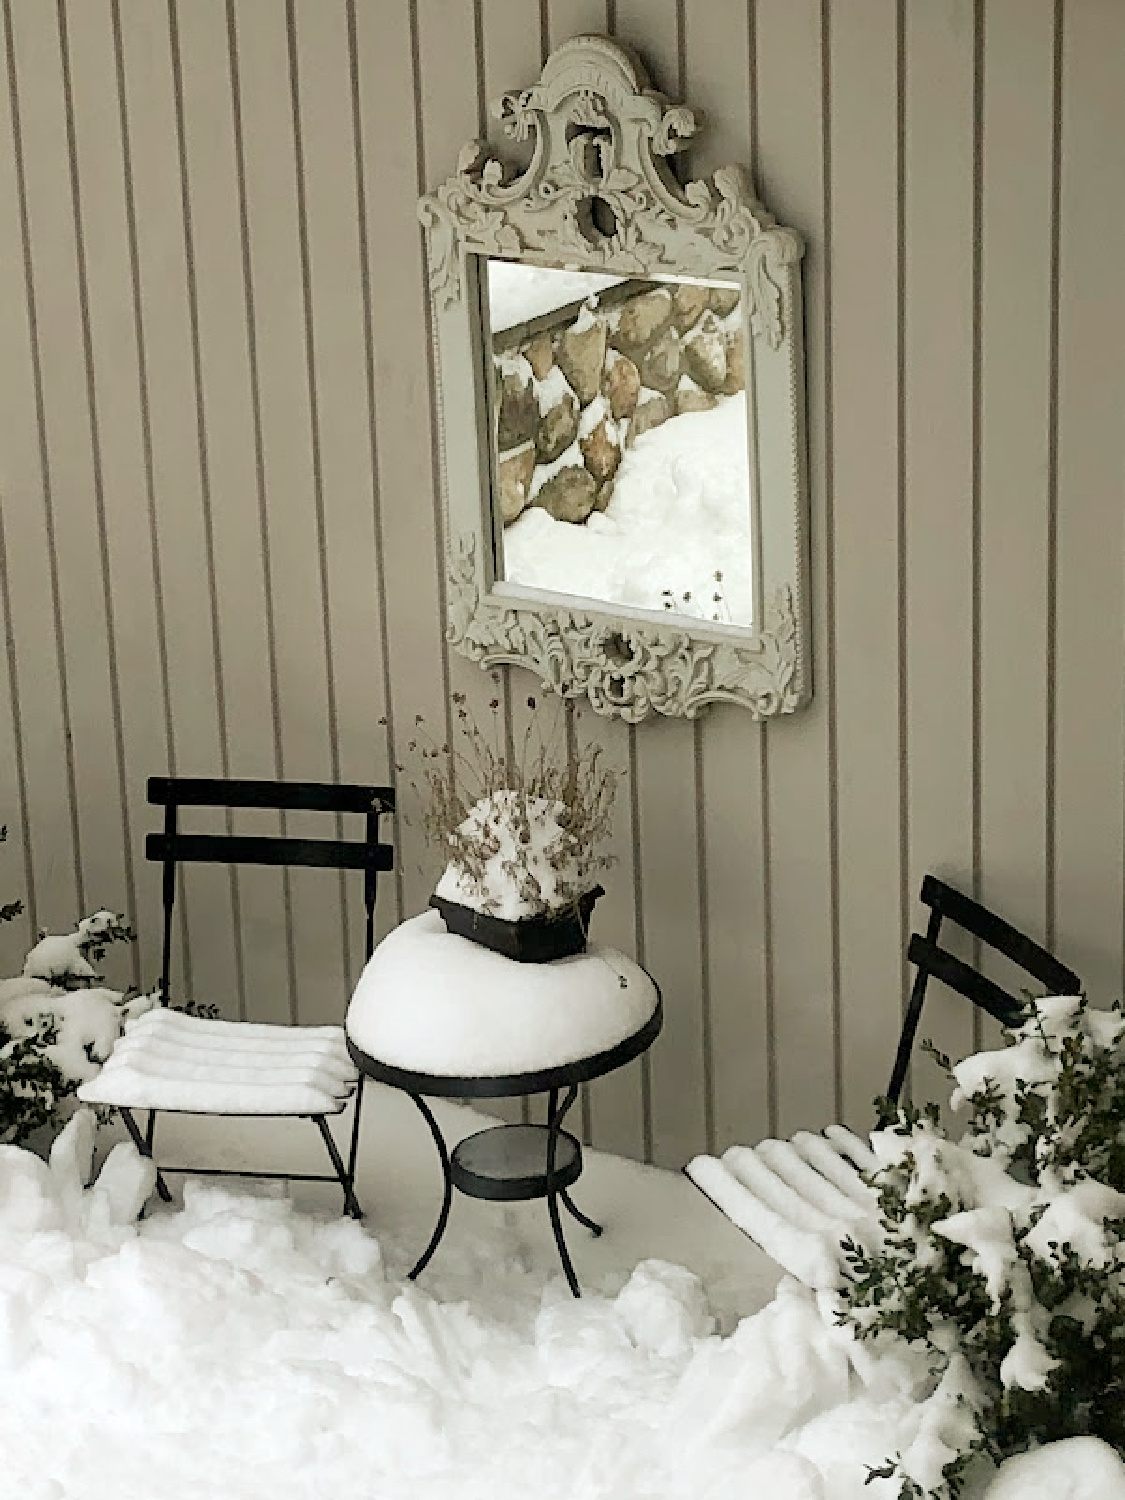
[0,1104,1116,1500]
[486,259,624,331]
[501,395,754,627]
[5,926,1124,1500]
[346,910,658,1076]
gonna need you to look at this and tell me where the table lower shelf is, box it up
[451,1123,583,1202]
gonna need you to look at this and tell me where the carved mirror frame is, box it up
[419,34,810,722]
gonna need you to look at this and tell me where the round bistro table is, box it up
[345,914,662,1297]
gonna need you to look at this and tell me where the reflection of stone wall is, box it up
[494,283,744,527]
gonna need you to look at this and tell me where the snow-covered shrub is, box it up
[0,872,153,1147]
[404,689,617,920]
[838,995,1125,1498]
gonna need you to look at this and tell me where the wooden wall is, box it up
[1,0,1122,1167]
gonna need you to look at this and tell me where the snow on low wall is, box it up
[492,281,744,528]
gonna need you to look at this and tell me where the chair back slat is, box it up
[887,875,1082,1106]
[906,934,1026,1029]
[146,832,394,872]
[919,874,1081,994]
[147,777,393,816]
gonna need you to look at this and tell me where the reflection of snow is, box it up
[501,395,753,627]
[487,260,624,331]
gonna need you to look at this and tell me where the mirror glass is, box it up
[483,258,754,630]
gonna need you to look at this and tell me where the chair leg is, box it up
[347,1072,365,1186]
[119,1107,173,1204]
[314,1114,362,1219]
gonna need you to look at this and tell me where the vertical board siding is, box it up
[901,0,978,1108]
[977,0,1059,1050]
[116,0,237,1007]
[0,0,78,957]
[175,0,284,1022]
[1052,0,1125,1004]
[2,0,1124,1163]
[827,0,905,1125]
[7,1,132,936]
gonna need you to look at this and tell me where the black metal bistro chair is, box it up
[886,873,1083,1105]
[684,873,1084,1279]
[79,778,394,1216]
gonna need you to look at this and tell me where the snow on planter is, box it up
[433,788,603,922]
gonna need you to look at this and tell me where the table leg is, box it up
[559,1186,603,1236]
[547,1085,597,1297]
[407,1093,454,1280]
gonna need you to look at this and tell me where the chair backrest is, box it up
[886,873,1082,1104]
[146,777,395,1009]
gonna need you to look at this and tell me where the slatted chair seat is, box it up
[76,777,394,1217]
[81,1008,358,1116]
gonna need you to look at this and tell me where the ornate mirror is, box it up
[419,34,810,721]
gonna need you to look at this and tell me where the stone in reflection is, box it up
[486,260,753,629]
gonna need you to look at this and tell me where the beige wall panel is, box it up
[116,0,240,1008]
[1053,0,1125,1004]
[827,0,904,1125]
[754,0,837,1138]
[173,0,289,1021]
[701,707,770,1151]
[6,2,131,940]
[547,0,608,50]
[230,0,349,1026]
[291,0,396,993]
[0,523,26,974]
[901,0,977,1105]
[635,716,708,1168]
[580,713,647,1159]
[978,0,1059,1036]
[613,0,679,94]
[0,1,79,952]
[64,0,180,994]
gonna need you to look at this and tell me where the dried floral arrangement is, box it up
[402,689,618,922]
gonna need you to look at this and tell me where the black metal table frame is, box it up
[347,997,662,1296]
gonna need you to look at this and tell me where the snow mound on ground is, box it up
[2,1124,1105,1500]
[981,1437,1125,1500]
[0,1135,932,1500]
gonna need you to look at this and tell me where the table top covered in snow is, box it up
[345,909,660,1091]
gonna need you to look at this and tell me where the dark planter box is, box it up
[430,886,604,963]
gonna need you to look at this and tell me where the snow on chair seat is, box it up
[78,1009,357,1116]
[686,1130,881,1291]
[109,1007,357,1080]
